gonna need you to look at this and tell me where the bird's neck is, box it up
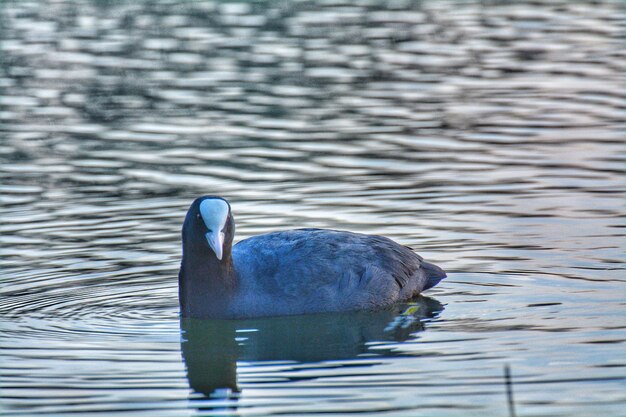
[179,246,237,318]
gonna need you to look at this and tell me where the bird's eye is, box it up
[196,213,201,220]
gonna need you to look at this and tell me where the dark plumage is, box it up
[179,196,446,319]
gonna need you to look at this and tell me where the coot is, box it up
[179,196,446,319]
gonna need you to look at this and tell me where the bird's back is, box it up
[229,229,442,317]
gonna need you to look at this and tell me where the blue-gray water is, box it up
[1,0,625,416]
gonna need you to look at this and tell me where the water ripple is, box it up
[1,0,625,416]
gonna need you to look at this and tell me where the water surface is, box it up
[1,0,625,416]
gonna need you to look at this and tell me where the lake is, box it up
[1,0,625,416]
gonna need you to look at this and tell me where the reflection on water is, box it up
[182,297,442,407]
[1,0,625,416]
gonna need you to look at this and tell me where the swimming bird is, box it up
[179,196,446,319]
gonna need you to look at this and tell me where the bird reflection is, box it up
[180,296,443,413]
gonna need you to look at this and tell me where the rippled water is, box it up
[1,0,625,416]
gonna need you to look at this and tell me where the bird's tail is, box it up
[421,261,447,290]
